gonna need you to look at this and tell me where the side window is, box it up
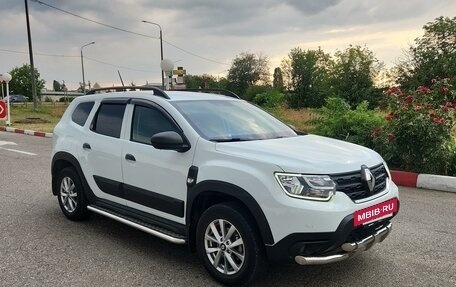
[71,102,94,126]
[131,105,179,144]
[92,103,126,138]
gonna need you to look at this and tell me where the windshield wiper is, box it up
[210,138,251,142]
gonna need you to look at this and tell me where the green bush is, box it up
[243,85,270,101]
[253,90,284,108]
[313,97,386,149]
[58,96,75,103]
[374,79,455,175]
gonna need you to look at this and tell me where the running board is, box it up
[87,205,186,245]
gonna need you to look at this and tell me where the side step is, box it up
[87,205,186,245]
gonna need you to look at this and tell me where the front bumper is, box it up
[295,222,392,265]
[265,202,399,264]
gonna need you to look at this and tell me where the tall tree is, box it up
[330,45,383,107]
[395,16,456,89]
[272,67,284,91]
[8,64,45,100]
[227,53,269,98]
[282,47,332,108]
[53,80,62,92]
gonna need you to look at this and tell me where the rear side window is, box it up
[72,102,94,126]
[92,103,126,138]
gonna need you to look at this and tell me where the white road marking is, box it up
[0,140,18,147]
[0,147,37,156]
[0,140,36,155]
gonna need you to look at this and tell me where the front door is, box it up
[121,102,194,224]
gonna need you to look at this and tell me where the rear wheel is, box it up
[57,167,90,221]
[196,203,266,285]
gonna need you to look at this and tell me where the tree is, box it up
[53,80,62,92]
[8,64,45,100]
[184,74,218,89]
[282,47,332,108]
[227,53,269,98]
[330,45,383,107]
[272,67,284,91]
[395,16,456,90]
[77,82,84,93]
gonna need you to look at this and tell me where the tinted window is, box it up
[92,103,126,138]
[131,105,178,144]
[72,102,94,126]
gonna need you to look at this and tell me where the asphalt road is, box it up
[0,131,455,287]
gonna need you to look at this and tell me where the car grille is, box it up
[330,163,388,201]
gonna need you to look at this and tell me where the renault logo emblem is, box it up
[361,165,375,194]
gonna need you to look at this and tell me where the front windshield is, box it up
[172,100,297,141]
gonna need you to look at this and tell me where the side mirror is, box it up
[150,131,190,152]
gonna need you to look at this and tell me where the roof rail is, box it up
[85,86,170,99]
[177,89,241,99]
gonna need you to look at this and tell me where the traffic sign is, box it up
[0,101,6,120]
[173,69,186,76]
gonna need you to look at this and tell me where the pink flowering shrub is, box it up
[373,79,455,175]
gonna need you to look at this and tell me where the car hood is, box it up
[215,134,384,174]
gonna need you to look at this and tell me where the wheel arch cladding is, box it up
[187,180,274,249]
[51,152,88,196]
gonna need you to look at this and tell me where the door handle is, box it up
[83,143,91,150]
[125,153,136,161]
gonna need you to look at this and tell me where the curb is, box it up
[1,126,455,193]
[0,126,53,138]
[391,170,456,193]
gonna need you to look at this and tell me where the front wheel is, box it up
[57,167,90,221]
[196,203,266,285]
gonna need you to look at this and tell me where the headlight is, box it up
[383,161,392,179]
[275,173,336,201]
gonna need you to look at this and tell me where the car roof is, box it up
[82,90,239,102]
[164,91,238,101]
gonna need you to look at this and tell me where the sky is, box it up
[1,0,455,90]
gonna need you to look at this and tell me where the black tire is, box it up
[56,167,90,221]
[196,202,266,286]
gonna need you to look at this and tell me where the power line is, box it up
[84,56,159,73]
[32,0,159,40]
[0,48,158,73]
[0,48,78,58]
[32,0,229,66]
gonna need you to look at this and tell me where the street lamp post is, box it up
[160,59,174,90]
[142,20,164,88]
[80,42,95,93]
[0,73,13,125]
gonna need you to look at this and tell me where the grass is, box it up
[1,101,318,134]
[1,102,69,133]
[268,105,319,133]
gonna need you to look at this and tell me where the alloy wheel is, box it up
[60,176,77,213]
[204,219,245,275]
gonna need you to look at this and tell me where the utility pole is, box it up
[24,0,38,111]
[142,20,164,88]
[80,42,95,93]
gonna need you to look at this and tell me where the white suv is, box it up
[51,87,399,285]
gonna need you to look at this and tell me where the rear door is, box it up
[82,99,128,205]
[121,100,194,224]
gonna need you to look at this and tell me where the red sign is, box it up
[0,101,6,119]
[354,198,398,227]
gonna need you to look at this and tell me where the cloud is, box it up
[285,0,341,14]
[0,0,455,89]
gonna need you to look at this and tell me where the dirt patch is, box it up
[15,117,51,124]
